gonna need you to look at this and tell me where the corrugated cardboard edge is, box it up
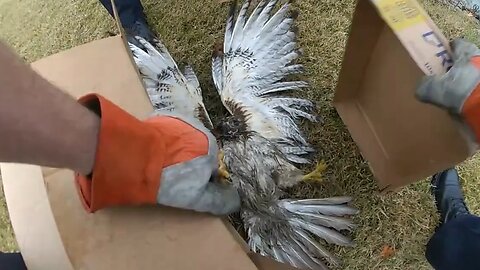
[110,0,124,37]
[1,164,74,270]
[110,0,149,101]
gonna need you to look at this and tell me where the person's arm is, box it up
[0,42,99,175]
[0,41,240,215]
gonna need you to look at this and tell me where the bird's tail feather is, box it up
[248,197,357,269]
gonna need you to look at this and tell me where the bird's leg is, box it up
[217,150,231,184]
[302,161,327,183]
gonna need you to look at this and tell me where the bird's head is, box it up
[217,115,250,141]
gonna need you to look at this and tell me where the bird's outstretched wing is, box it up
[212,0,316,163]
[130,36,213,129]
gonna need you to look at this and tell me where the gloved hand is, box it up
[416,38,480,148]
[75,94,240,215]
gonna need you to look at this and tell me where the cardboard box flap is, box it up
[31,36,150,118]
[334,0,470,190]
[2,33,259,270]
[46,169,256,270]
[2,164,74,270]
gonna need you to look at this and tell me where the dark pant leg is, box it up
[426,214,480,270]
[99,0,147,28]
[0,252,27,270]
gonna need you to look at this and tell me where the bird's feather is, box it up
[296,212,357,231]
[291,218,354,247]
[282,237,325,270]
[283,201,359,217]
[290,197,354,205]
[129,36,213,129]
[294,229,341,267]
[213,0,316,164]
[289,237,330,270]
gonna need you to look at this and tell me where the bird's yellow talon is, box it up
[218,150,231,184]
[218,167,230,180]
[302,161,327,182]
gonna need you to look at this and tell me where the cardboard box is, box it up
[334,0,470,191]
[0,10,296,270]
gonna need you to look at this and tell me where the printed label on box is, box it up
[376,0,425,31]
[371,0,453,75]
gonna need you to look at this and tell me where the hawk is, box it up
[128,1,357,269]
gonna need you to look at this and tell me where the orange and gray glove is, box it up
[75,94,240,214]
[416,38,480,148]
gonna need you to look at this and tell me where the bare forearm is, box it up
[0,42,100,174]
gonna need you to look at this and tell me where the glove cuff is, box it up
[462,84,480,143]
[75,94,165,212]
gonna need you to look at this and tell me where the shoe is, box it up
[431,168,470,225]
[0,252,27,270]
[124,20,156,48]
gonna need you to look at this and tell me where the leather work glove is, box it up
[416,38,480,150]
[75,94,240,214]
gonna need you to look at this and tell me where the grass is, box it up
[0,0,479,268]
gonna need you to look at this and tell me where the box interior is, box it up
[334,0,469,190]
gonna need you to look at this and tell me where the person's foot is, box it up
[0,252,27,270]
[98,0,155,45]
[431,168,470,225]
[124,19,156,48]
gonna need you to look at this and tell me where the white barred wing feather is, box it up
[212,0,316,163]
[130,36,213,129]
